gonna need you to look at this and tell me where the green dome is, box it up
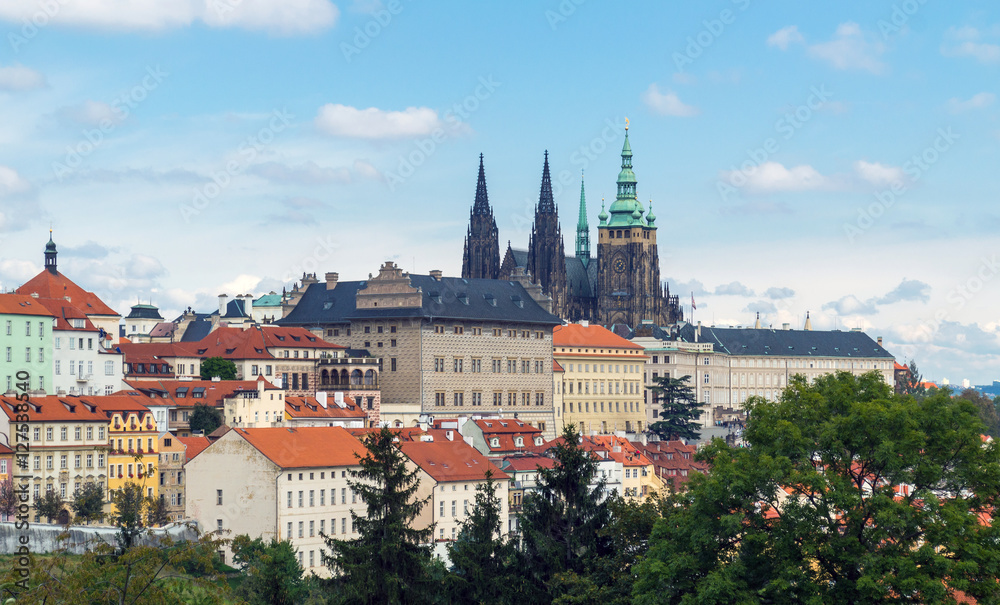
[646,201,656,227]
[598,200,608,225]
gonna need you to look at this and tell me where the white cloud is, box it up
[0,64,46,91]
[721,161,831,193]
[765,287,795,300]
[941,26,1000,64]
[854,160,904,187]
[126,254,167,280]
[823,294,877,316]
[314,104,449,139]
[641,84,699,117]
[56,100,124,126]
[0,0,338,35]
[715,281,755,297]
[0,166,31,196]
[946,92,996,113]
[352,159,383,180]
[767,25,804,51]
[807,22,886,74]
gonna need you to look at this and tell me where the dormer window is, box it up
[490,438,499,448]
[515,437,524,447]
[534,437,543,446]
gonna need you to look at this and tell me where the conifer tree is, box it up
[648,374,701,441]
[322,427,434,604]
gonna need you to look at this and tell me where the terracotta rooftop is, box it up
[124,378,278,407]
[400,439,508,482]
[501,454,557,472]
[0,294,56,317]
[16,269,118,317]
[0,396,107,423]
[234,426,367,469]
[176,435,212,461]
[553,323,646,351]
[285,395,366,420]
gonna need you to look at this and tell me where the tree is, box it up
[900,359,927,397]
[647,374,702,441]
[0,477,16,521]
[0,529,231,604]
[447,470,519,604]
[111,481,148,551]
[200,356,237,381]
[34,488,65,523]
[231,535,305,605]
[71,481,106,525]
[322,426,434,604]
[958,387,1000,437]
[146,494,170,527]
[633,371,1000,605]
[189,404,223,435]
[518,425,612,598]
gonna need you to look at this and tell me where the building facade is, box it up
[0,294,54,395]
[461,155,501,280]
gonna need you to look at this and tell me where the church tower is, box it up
[461,154,501,280]
[527,151,568,316]
[575,173,590,267]
[45,230,58,274]
[596,125,679,328]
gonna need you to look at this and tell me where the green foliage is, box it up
[231,534,305,605]
[70,481,106,525]
[34,488,65,523]
[0,530,231,604]
[111,482,148,551]
[958,387,1000,437]
[0,477,16,519]
[200,356,238,381]
[900,359,926,397]
[189,404,224,435]
[146,494,170,527]
[647,374,702,441]
[518,424,611,598]
[633,371,1000,605]
[446,470,518,605]
[322,426,435,604]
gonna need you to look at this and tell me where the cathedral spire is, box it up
[537,150,555,214]
[472,153,490,216]
[575,172,590,263]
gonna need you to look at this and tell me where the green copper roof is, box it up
[605,129,646,227]
[575,174,590,261]
[646,201,656,227]
[598,199,608,225]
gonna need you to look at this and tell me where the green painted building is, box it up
[0,294,55,393]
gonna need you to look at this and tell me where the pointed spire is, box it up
[472,153,490,216]
[598,198,608,225]
[804,311,812,331]
[575,171,590,262]
[44,229,57,274]
[754,312,761,329]
[646,199,656,227]
[537,150,555,213]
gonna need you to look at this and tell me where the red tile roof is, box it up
[124,378,277,407]
[0,396,107,423]
[285,395,367,420]
[400,439,508,482]
[0,294,56,317]
[33,298,95,331]
[473,418,541,434]
[553,323,646,351]
[501,454,556,472]
[16,269,119,316]
[234,426,367,469]
[553,359,565,372]
[176,436,212,461]
[261,326,343,350]
[587,435,652,467]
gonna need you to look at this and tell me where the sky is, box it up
[0,1,997,385]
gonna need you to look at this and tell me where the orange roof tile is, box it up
[285,395,367,420]
[400,439,508,482]
[234,426,367,469]
[553,323,645,351]
[0,396,107,423]
[261,326,343,350]
[501,454,556,472]
[552,359,565,372]
[176,436,212,461]
[0,294,56,317]
[124,378,277,407]
[16,269,119,316]
[347,427,426,441]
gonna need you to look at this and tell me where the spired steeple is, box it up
[461,154,501,280]
[44,229,57,274]
[537,150,556,214]
[605,125,645,227]
[575,172,590,264]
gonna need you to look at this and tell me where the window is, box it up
[341,488,346,504]
[434,325,444,334]
[390,357,397,371]
[298,491,304,507]
[298,522,304,538]
[440,500,445,517]
[470,358,481,373]
[453,358,463,373]
[454,392,464,406]
[434,357,445,372]
[471,392,482,406]
[451,501,457,516]
[287,492,293,508]
[309,490,315,506]
[435,392,445,407]
[309,520,315,537]
[217,490,223,505]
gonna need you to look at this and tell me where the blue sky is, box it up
[0,0,998,385]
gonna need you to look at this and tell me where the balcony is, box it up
[75,374,92,383]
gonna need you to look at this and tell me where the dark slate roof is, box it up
[222,299,249,319]
[125,304,163,320]
[277,274,563,326]
[180,316,213,342]
[675,324,894,358]
[509,247,597,300]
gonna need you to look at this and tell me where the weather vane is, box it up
[625,117,629,130]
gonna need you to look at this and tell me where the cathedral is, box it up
[461,127,682,329]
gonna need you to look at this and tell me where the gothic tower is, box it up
[575,173,590,267]
[461,154,501,279]
[596,126,680,328]
[527,151,568,316]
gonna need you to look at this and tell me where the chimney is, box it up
[782,323,790,330]
[696,321,701,342]
[30,292,39,299]
[244,294,253,318]
[804,311,812,331]
[580,320,589,327]
[325,272,339,290]
[877,336,883,347]
[429,269,442,280]
[334,392,345,408]
[218,294,228,316]
[316,391,328,408]
[446,430,454,441]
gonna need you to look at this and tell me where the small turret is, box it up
[44,229,57,274]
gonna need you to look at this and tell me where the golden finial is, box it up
[624,117,629,130]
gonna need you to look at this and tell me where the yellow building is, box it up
[553,323,647,435]
[98,394,159,509]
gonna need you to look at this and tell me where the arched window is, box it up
[350,370,363,386]
[321,370,329,386]
[340,369,349,385]
[364,370,375,386]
